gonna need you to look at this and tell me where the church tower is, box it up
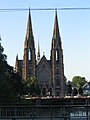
[51,11,65,97]
[22,9,36,80]
[15,10,65,97]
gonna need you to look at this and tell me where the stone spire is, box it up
[24,8,35,49]
[15,54,19,72]
[51,10,65,97]
[22,9,36,80]
[37,40,40,64]
[26,8,33,39]
[52,10,61,48]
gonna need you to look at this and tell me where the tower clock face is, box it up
[38,69,50,83]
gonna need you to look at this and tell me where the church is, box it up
[15,9,65,97]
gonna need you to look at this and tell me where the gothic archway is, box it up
[42,88,46,96]
[48,88,52,96]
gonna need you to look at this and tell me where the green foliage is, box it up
[0,39,7,80]
[72,76,86,89]
[9,71,23,95]
[0,39,23,103]
[67,84,72,95]
[78,87,83,95]
[72,88,78,96]
[23,77,41,96]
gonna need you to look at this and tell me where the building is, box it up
[82,82,90,96]
[15,9,65,97]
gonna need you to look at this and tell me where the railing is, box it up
[0,105,90,120]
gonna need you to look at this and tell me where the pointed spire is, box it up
[38,40,40,58]
[16,54,18,60]
[15,54,19,72]
[43,52,45,56]
[53,10,60,40]
[24,8,35,49]
[37,40,40,64]
[52,10,62,49]
[26,8,34,40]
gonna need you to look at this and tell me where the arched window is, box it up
[56,49,59,62]
[42,88,46,96]
[56,50,58,61]
[28,49,31,60]
[48,88,52,96]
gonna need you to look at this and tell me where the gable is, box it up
[36,55,51,84]
[36,55,51,71]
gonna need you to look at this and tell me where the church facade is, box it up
[15,10,65,97]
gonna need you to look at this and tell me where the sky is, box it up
[0,0,90,81]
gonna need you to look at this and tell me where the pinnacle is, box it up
[26,8,33,40]
[53,10,60,39]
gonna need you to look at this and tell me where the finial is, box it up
[55,8,57,11]
[16,54,18,59]
[0,35,1,41]
[55,8,57,13]
[55,8,57,17]
[37,39,40,64]
[28,6,31,17]
[0,35,1,47]
[37,39,40,58]
[43,52,45,56]
[38,39,40,52]
[29,7,30,13]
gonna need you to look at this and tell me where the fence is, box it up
[0,104,90,120]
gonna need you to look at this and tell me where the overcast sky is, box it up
[0,0,90,81]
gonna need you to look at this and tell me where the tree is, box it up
[78,87,83,95]
[72,76,86,89]
[72,88,78,96]
[67,84,72,96]
[0,38,23,103]
[0,38,15,103]
[9,70,23,96]
[0,37,7,80]
[23,77,41,96]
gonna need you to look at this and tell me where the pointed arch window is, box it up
[48,88,52,96]
[56,49,59,62]
[28,49,31,60]
[42,88,46,96]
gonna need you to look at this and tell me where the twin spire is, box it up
[25,8,61,57]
